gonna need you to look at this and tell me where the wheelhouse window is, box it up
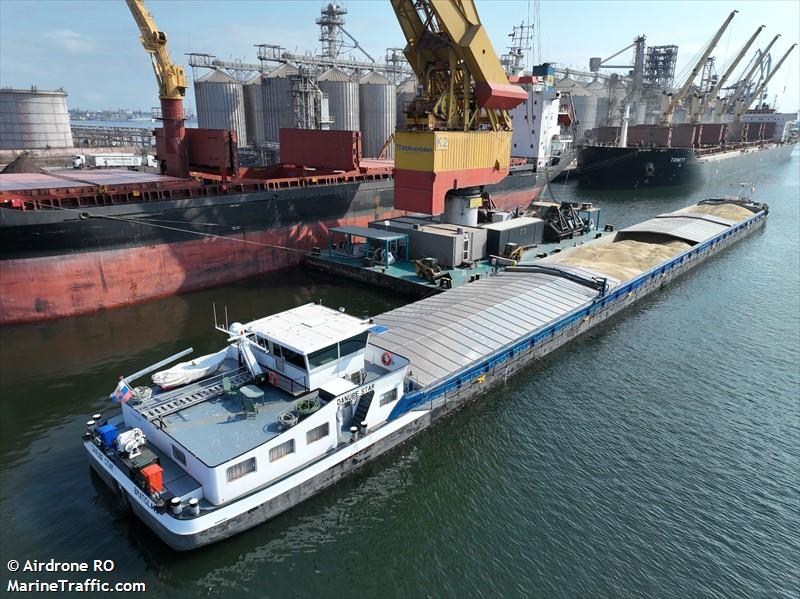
[226,457,256,482]
[339,331,369,358]
[273,344,306,370]
[307,344,339,370]
[306,423,329,444]
[269,439,295,462]
[254,334,270,352]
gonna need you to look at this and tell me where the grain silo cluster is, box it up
[188,3,411,160]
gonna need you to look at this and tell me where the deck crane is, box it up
[718,35,780,120]
[125,0,188,177]
[734,43,797,118]
[390,0,527,215]
[691,25,764,124]
[660,10,737,126]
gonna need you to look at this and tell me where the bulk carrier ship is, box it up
[577,115,796,188]
[575,11,797,190]
[0,125,571,326]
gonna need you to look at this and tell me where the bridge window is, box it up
[226,457,256,481]
[340,331,369,358]
[254,334,270,351]
[274,344,306,370]
[308,344,339,369]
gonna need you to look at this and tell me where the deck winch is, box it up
[116,428,147,459]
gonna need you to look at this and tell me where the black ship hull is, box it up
[577,142,796,189]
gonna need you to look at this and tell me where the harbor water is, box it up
[0,151,797,598]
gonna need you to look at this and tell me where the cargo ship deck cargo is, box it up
[0,141,564,326]
[83,197,768,550]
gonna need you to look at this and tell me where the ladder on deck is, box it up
[137,368,251,422]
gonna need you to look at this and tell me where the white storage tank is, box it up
[0,87,73,150]
[358,71,395,158]
[263,63,298,143]
[194,69,248,146]
[317,68,359,132]
[243,74,267,146]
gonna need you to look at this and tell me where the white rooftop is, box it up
[245,303,370,355]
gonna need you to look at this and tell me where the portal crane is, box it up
[660,10,737,125]
[691,25,764,123]
[125,0,188,177]
[718,35,780,119]
[735,43,797,117]
[390,0,527,215]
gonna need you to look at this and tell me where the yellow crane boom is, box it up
[125,0,187,100]
[390,0,526,215]
[125,0,189,177]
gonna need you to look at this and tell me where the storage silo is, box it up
[194,69,247,146]
[585,78,606,94]
[317,68,359,132]
[358,71,395,158]
[243,74,266,146]
[396,78,417,131]
[570,95,598,142]
[556,76,596,141]
[263,63,298,143]
[594,92,610,130]
[555,76,587,94]
[0,87,73,150]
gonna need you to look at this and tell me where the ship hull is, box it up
[0,171,543,324]
[577,142,795,189]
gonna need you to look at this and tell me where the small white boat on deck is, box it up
[151,349,227,389]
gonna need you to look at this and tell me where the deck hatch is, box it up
[371,270,599,387]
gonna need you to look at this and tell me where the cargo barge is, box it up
[0,138,560,326]
[83,197,767,550]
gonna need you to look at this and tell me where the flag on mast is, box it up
[111,378,134,403]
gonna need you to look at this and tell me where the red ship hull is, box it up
[0,174,541,325]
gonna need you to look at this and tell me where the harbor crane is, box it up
[735,43,797,117]
[691,25,764,123]
[660,10,737,125]
[125,0,188,177]
[390,0,527,215]
[718,35,780,120]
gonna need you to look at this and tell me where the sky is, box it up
[1,0,798,113]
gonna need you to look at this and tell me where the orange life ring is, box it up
[268,372,279,386]
[381,352,393,366]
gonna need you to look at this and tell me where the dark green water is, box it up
[1,152,798,598]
